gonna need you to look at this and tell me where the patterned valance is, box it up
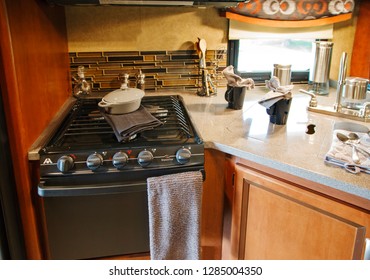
[227,0,355,21]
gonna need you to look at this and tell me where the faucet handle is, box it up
[299,89,318,107]
[359,102,370,118]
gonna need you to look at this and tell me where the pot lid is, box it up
[102,88,145,104]
[345,77,369,86]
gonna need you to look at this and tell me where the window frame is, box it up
[227,39,310,86]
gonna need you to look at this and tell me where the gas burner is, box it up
[39,95,204,177]
[122,133,137,142]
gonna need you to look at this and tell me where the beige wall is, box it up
[66,6,358,81]
[330,10,358,81]
[66,6,228,52]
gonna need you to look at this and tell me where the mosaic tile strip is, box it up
[69,50,227,92]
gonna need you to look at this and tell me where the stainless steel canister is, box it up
[273,64,291,86]
[310,41,333,83]
[308,41,333,95]
[342,77,369,100]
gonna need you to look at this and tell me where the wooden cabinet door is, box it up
[235,164,366,260]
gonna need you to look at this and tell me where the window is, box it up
[228,38,315,85]
[227,20,333,85]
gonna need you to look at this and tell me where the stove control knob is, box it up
[137,150,153,167]
[57,155,74,172]
[86,153,103,170]
[113,152,128,169]
[176,148,191,164]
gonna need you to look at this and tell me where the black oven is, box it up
[37,95,204,259]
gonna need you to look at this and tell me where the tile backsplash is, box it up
[69,50,227,92]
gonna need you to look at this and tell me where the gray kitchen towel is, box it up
[101,105,162,142]
[258,76,293,109]
[147,171,203,260]
[325,129,370,174]
[222,65,255,89]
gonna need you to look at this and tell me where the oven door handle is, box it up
[38,181,147,197]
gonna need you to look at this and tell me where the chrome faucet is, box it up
[301,51,369,123]
[73,66,91,97]
[334,52,348,112]
[359,102,370,118]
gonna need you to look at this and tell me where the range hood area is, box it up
[46,0,244,7]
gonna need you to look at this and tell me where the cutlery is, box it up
[198,38,207,69]
[348,132,361,164]
[336,132,370,158]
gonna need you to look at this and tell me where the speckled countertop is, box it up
[29,85,370,208]
[149,85,370,207]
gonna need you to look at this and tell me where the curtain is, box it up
[229,19,333,39]
[227,0,355,20]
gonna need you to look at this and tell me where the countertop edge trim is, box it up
[205,142,370,211]
[28,97,77,161]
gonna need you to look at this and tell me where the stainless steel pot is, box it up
[342,77,369,100]
[98,88,145,114]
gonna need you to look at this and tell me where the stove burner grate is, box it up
[45,95,200,151]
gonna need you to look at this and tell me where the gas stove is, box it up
[39,95,204,178]
[36,94,204,259]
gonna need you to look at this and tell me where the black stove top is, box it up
[43,95,202,152]
[39,95,204,177]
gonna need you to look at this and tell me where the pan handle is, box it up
[98,100,110,107]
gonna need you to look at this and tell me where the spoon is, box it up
[337,132,360,163]
[198,38,207,68]
[348,133,361,164]
[337,132,370,159]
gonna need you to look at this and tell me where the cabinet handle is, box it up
[364,238,370,260]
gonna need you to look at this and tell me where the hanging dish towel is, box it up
[222,65,255,89]
[258,76,294,109]
[325,129,370,174]
[147,171,203,260]
[101,105,162,142]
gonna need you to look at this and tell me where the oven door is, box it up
[38,180,150,260]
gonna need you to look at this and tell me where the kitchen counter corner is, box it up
[162,86,370,209]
